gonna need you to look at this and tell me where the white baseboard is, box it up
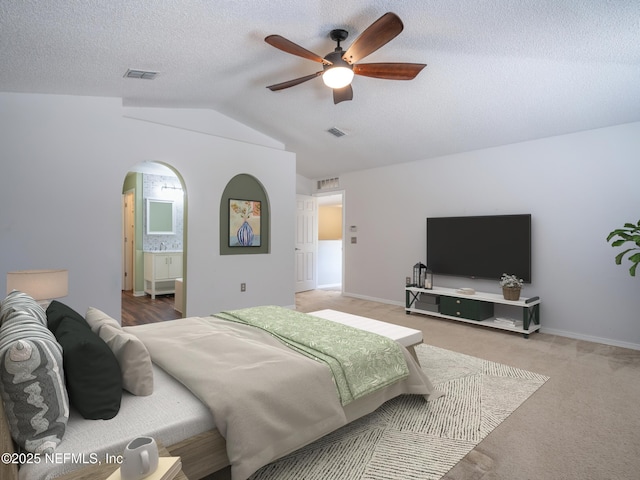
[342,291,403,307]
[342,292,640,351]
[133,290,145,297]
[540,327,640,351]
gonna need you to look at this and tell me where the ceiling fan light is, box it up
[322,66,354,89]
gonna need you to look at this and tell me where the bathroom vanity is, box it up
[143,251,183,299]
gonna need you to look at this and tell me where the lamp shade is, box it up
[322,66,355,89]
[6,269,68,301]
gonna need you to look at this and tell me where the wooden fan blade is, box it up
[333,84,353,104]
[266,71,323,91]
[354,63,426,80]
[265,35,331,65]
[342,12,404,65]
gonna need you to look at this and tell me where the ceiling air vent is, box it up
[124,69,159,80]
[327,127,347,138]
[317,177,340,190]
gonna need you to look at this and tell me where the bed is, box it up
[0,296,439,480]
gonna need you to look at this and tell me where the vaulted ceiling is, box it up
[1,1,639,179]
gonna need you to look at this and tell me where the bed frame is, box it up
[0,397,231,480]
[0,312,426,480]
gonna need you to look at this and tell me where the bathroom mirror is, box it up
[146,199,175,235]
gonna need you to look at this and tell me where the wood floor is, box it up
[121,290,182,326]
[120,287,345,327]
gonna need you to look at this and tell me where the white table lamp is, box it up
[6,269,69,306]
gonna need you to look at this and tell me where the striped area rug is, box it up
[251,344,548,480]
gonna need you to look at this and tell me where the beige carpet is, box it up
[207,289,640,480]
[249,344,548,480]
[294,288,640,480]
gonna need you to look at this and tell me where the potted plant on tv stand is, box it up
[500,273,523,301]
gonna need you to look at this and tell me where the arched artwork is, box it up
[220,174,270,255]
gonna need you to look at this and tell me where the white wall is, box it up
[318,240,342,287]
[0,92,296,320]
[340,122,640,349]
[296,174,313,195]
[122,106,284,150]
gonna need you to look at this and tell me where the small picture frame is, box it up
[229,199,261,247]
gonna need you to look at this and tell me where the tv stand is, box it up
[405,286,540,338]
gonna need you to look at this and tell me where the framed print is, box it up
[229,199,261,247]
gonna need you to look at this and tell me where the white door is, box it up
[122,191,134,291]
[295,195,317,292]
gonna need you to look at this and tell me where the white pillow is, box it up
[85,307,154,396]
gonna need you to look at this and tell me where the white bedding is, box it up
[129,315,440,480]
[18,312,440,480]
[18,365,214,480]
[130,317,348,480]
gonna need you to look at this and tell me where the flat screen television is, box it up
[426,214,532,283]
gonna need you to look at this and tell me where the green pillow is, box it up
[47,303,122,420]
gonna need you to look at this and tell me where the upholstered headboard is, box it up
[1,397,19,480]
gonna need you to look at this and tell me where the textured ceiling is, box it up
[1,1,639,179]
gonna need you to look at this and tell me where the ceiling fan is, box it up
[264,12,426,104]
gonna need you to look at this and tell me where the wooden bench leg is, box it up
[407,344,421,365]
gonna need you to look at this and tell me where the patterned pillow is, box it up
[0,291,69,454]
[86,307,154,396]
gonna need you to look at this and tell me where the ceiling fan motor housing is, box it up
[322,49,354,89]
[323,50,352,72]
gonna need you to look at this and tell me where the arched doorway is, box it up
[121,161,187,325]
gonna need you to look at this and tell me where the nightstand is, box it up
[54,442,188,480]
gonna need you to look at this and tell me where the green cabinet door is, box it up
[440,296,494,321]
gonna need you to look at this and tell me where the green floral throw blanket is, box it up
[215,306,409,405]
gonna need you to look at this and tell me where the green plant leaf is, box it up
[615,248,636,265]
[609,233,630,242]
[607,220,640,277]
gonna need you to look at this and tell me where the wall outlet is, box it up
[406,277,411,285]
[240,283,246,292]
